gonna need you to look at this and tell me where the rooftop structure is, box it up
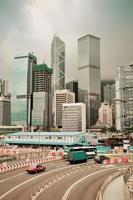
[2,132,86,146]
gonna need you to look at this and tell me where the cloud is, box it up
[0,0,133,84]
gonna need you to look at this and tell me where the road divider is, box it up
[0,156,62,173]
[103,156,129,165]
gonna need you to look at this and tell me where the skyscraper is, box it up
[32,63,53,128]
[11,51,37,126]
[78,34,101,128]
[103,84,115,104]
[51,34,65,92]
[115,65,133,131]
[101,80,115,104]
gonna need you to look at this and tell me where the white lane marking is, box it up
[56,165,66,168]
[0,161,65,183]
[62,165,130,200]
[100,164,115,168]
[0,163,82,200]
[0,172,26,183]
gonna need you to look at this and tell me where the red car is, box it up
[26,164,46,174]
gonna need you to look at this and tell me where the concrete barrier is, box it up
[0,156,62,174]
[103,156,129,165]
[96,171,123,200]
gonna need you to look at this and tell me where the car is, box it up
[94,155,109,164]
[26,164,46,174]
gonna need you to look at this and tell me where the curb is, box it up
[96,171,123,200]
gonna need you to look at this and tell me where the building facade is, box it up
[66,80,78,102]
[101,80,115,104]
[99,103,113,127]
[51,34,65,92]
[0,79,9,97]
[11,51,37,126]
[32,64,53,128]
[78,34,101,128]
[0,97,11,126]
[115,65,133,131]
[62,103,86,132]
[55,90,75,127]
[103,84,115,104]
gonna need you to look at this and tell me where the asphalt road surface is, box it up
[0,160,129,200]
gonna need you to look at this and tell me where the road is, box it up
[0,160,129,200]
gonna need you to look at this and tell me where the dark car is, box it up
[94,155,109,164]
[26,164,46,174]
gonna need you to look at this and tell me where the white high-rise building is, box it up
[78,34,101,128]
[55,90,75,127]
[62,103,86,132]
[99,103,113,127]
[115,65,133,131]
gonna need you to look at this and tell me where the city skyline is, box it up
[0,0,133,85]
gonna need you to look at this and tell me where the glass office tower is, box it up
[11,51,37,126]
[51,34,65,92]
[78,34,101,128]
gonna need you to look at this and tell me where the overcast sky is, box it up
[0,0,133,84]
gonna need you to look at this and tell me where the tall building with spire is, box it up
[78,34,101,128]
[51,34,65,92]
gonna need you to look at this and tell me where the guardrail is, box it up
[96,171,123,200]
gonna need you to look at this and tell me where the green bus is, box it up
[64,146,97,159]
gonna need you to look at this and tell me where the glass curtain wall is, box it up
[11,51,37,126]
